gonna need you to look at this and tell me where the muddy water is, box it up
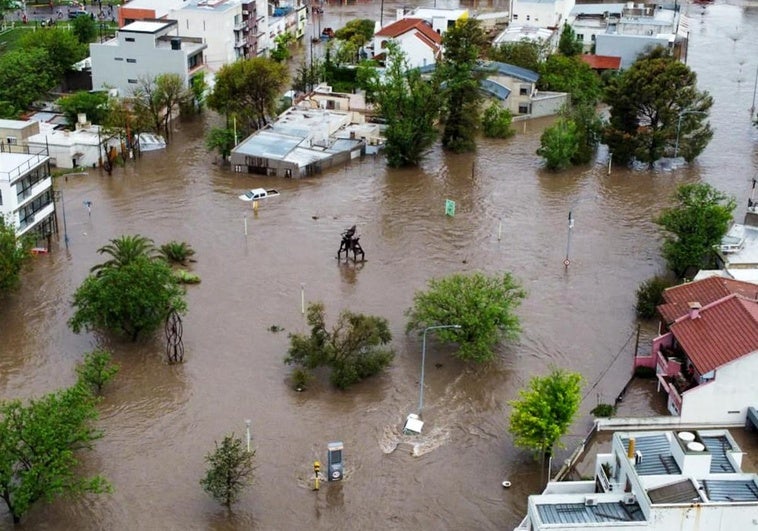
[2,2,758,529]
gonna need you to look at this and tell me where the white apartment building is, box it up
[0,146,55,241]
[90,19,207,97]
[517,429,758,530]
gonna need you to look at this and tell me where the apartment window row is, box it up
[18,190,52,229]
[115,58,137,63]
[15,166,48,202]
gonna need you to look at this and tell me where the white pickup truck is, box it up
[238,188,280,201]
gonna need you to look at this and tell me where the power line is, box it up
[581,327,638,403]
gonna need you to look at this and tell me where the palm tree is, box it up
[90,234,157,275]
[159,241,196,265]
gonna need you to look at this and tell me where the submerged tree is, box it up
[0,217,32,294]
[207,57,289,134]
[655,183,736,277]
[285,302,394,389]
[0,384,110,524]
[482,103,514,139]
[364,43,440,167]
[509,368,582,463]
[200,433,254,508]
[437,17,488,153]
[406,272,526,363]
[603,47,713,166]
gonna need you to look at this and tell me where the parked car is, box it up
[68,9,89,19]
[238,188,280,201]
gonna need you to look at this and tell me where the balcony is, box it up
[16,176,52,209]
[657,348,682,377]
[18,202,54,236]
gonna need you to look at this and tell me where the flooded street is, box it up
[2,1,758,529]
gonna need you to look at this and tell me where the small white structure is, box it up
[90,19,207,97]
[26,119,120,170]
[0,147,55,240]
[516,429,758,530]
[0,119,40,148]
[393,6,469,35]
[509,0,576,29]
[371,18,442,69]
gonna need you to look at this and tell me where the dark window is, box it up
[15,167,47,203]
[128,79,138,84]
[126,58,136,63]
[125,37,135,42]
[0,189,3,206]
[115,57,124,61]
[18,190,52,230]
[518,103,530,114]
[520,86,529,96]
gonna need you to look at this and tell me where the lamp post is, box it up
[418,324,461,416]
[54,172,88,250]
[674,109,707,159]
[564,196,597,269]
[245,419,251,453]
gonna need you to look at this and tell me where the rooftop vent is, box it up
[170,38,181,50]
[687,442,705,452]
[678,431,695,442]
[584,496,598,506]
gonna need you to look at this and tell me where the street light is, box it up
[674,109,708,159]
[564,196,597,269]
[418,324,461,416]
[54,172,88,250]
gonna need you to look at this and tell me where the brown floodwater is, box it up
[2,1,758,529]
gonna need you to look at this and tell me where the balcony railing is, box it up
[16,176,52,209]
[657,350,682,377]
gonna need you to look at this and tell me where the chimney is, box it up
[688,302,702,319]
[627,438,635,459]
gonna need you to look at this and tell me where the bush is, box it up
[291,368,311,391]
[482,103,514,139]
[590,403,615,418]
[635,275,674,318]
[160,241,196,265]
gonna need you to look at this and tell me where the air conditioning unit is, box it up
[623,494,637,505]
[584,496,598,506]
[635,450,643,465]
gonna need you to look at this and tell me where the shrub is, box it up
[635,275,674,318]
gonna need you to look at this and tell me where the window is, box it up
[526,15,530,21]
[15,167,47,203]
[577,34,584,41]
[125,37,135,42]
[17,190,52,229]
[6,136,17,145]
[0,189,3,206]
[519,85,529,96]
[513,14,518,20]
[115,57,123,61]
[126,58,136,63]
[128,79,138,84]
[518,103,530,114]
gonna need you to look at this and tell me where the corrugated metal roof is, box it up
[622,434,681,476]
[480,79,511,100]
[479,61,539,83]
[658,276,758,324]
[701,479,758,502]
[648,479,700,504]
[536,502,645,524]
[670,295,758,375]
[700,435,736,473]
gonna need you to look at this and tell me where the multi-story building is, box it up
[517,428,758,530]
[0,119,40,148]
[90,19,207,97]
[0,146,55,243]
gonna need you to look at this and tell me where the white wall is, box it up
[680,352,758,424]
[511,0,575,28]
[171,7,239,71]
[90,32,195,96]
[371,33,437,69]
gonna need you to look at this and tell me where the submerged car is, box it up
[238,188,280,201]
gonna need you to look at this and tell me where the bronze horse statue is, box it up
[337,225,365,263]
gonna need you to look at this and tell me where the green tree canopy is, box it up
[557,24,583,56]
[0,48,55,117]
[71,14,98,44]
[90,234,157,274]
[75,349,120,395]
[488,39,548,72]
[655,183,736,277]
[536,117,579,171]
[200,433,254,508]
[70,254,187,341]
[482,103,514,139]
[364,43,440,167]
[437,17,487,153]
[509,368,582,458]
[285,302,394,389]
[58,90,109,126]
[538,55,602,106]
[207,57,289,134]
[20,28,86,80]
[206,127,236,162]
[0,217,32,294]
[0,384,110,524]
[271,31,295,62]
[334,18,375,47]
[603,47,713,166]
[405,272,526,363]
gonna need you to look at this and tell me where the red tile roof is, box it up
[579,54,621,70]
[375,18,442,47]
[658,276,758,324]
[670,294,758,374]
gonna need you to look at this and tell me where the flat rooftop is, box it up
[0,151,49,183]
[0,119,35,129]
[721,223,758,268]
[122,20,175,33]
[536,501,645,525]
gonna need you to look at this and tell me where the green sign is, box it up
[445,199,456,217]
